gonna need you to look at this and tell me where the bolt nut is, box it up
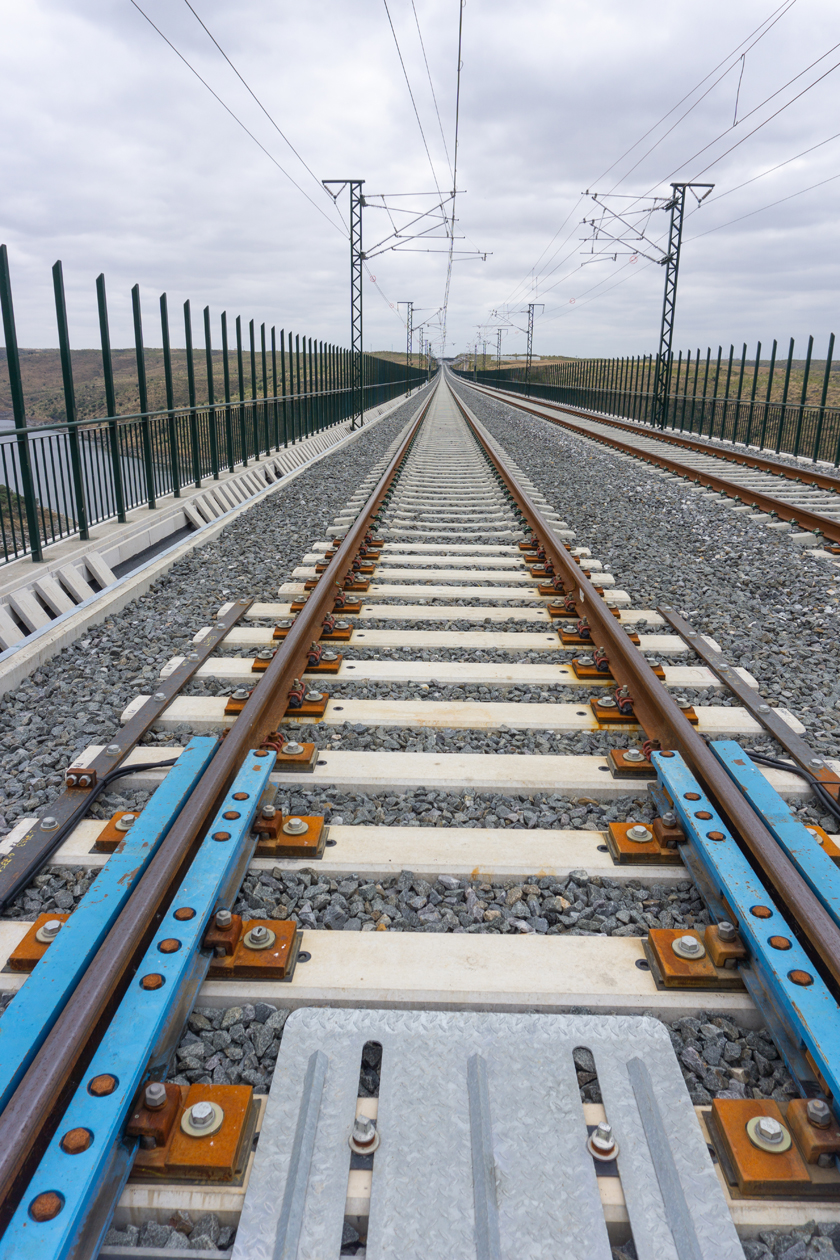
[35,918,63,944]
[623,748,645,763]
[807,1099,832,1128]
[717,921,737,942]
[304,690,323,703]
[349,1114,380,1153]
[232,688,251,701]
[189,1101,216,1130]
[809,757,825,768]
[587,1120,618,1161]
[281,742,304,756]
[755,1116,784,1144]
[40,816,59,831]
[144,1082,168,1111]
[153,692,166,702]
[243,924,276,951]
[105,743,121,755]
[626,824,653,843]
[261,805,277,819]
[661,811,676,827]
[282,817,308,835]
[115,813,137,832]
[215,909,233,930]
[672,934,705,960]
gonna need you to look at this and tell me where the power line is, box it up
[128,0,346,236]
[382,0,445,200]
[440,0,465,356]
[181,0,326,195]
[704,130,840,204]
[688,170,840,240]
[411,0,453,180]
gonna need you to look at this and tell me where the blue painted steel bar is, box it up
[652,749,840,1103]
[0,737,217,1116]
[710,740,840,929]
[1,748,277,1259]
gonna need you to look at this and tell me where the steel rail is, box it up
[460,378,840,546]
[0,386,434,1231]
[450,384,840,994]
[468,379,840,493]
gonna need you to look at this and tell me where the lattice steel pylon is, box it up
[523,303,543,396]
[323,179,365,428]
[651,183,689,430]
[399,301,414,397]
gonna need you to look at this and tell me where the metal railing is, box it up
[0,246,428,564]
[456,332,840,467]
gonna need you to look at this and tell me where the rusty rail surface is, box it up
[452,387,840,995]
[463,378,840,546]
[0,386,435,1228]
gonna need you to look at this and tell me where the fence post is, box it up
[184,300,201,488]
[236,316,248,465]
[131,284,156,509]
[777,338,795,454]
[249,319,259,460]
[271,326,279,450]
[159,294,181,497]
[0,244,43,560]
[261,323,269,454]
[814,332,835,464]
[295,334,302,441]
[745,341,761,448]
[204,306,219,479]
[281,328,288,446]
[793,334,814,458]
[733,343,747,443]
[96,273,126,523]
[758,338,777,453]
[53,261,90,537]
[221,312,235,472]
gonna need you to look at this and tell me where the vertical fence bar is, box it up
[53,261,90,537]
[204,305,219,479]
[221,312,235,472]
[281,328,288,446]
[758,338,777,453]
[777,338,795,454]
[184,300,200,488]
[814,332,835,464]
[271,327,279,450]
[261,322,269,454]
[131,284,156,509]
[295,334,301,441]
[249,319,259,460]
[96,273,126,523]
[0,244,43,560]
[159,294,181,497]
[733,343,747,443]
[745,341,762,448]
[793,334,814,457]
[236,316,247,466]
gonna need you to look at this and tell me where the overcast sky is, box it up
[1,0,838,361]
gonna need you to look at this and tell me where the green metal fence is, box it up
[456,333,840,467]
[0,246,427,564]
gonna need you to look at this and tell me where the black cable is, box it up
[0,758,179,909]
[746,751,840,825]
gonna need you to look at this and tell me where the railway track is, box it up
[464,376,840,549]
[0,373,839,1258]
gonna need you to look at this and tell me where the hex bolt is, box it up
[305,690,323,703]
[261,805,277,820]
[809,757,825,768]
[758,704,770,713]
[717,921,737,942]
[807,1099,832,1128]
[215,909,233,930]
[105,743,121,755]
[40,816,58,831]
[188,1101,216,1130]
[673,934,705,960]
[247,925,269,946]
[37,919,63,943]
[282,817,308,835]
[661,811,676,827]
[350,1115,377,1148]
[626,825,653,843]
[153,692,166,702]
[282,742,304,756]
[591,1122,614,1152]
[115,813,137,832]
[232,688,250,701]
[755,1116,784,1144]
[145,1082,167,1111]
[623,749,645,763]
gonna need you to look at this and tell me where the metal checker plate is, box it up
[233,1008,741,1260]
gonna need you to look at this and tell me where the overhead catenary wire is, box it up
[411,0,454,181]
[382,0,446,202]
[439,0,465,358]
[127,0,347,236]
